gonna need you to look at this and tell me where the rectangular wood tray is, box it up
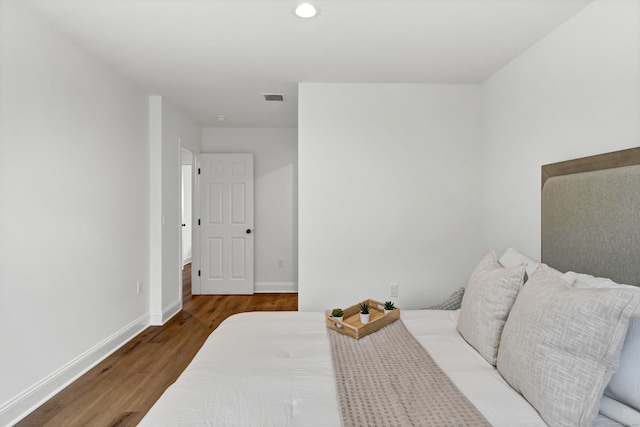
[326,298,400,339]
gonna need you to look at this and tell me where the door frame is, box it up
[181,164,193,267]
[179,145,194,299]
[192,154,202,294]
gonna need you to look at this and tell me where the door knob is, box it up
[246,229,252,234]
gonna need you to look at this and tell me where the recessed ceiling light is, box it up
[216,116,227,121]
[294,3,319,19]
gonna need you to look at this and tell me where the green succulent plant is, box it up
[384,301,395,310]
[331,308,343,317]
[359,302,370,314]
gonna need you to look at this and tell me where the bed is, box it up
[139,148,640,427]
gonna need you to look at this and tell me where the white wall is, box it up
[480,0,640,261]
[149,96,201,324]
[202,128,298,292]
[2,0,636,422]
[0,0,150,423]
[298,84,483,310]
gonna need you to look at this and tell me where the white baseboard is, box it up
[0,313,150,427]
[254,282,298,293]
[149,298,182,326]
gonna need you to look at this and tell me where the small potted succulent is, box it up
[332,308,344,327]
[384,301,395,314]
[359,302,370,324]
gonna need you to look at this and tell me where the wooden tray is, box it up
[326,299,400,339]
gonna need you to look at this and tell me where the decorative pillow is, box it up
[562,271,640,412]
[456,250,526,366]
[424,287,465,310]
[496,265,640,427]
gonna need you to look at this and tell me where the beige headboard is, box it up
[541,147,640,286]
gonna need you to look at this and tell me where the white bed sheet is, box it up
[139,310,548,427]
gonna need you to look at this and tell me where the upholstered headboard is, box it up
[541,147,640,286]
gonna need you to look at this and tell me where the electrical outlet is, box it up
[278,258,285,268]
[137,281,142,295]
[390,283,398,297]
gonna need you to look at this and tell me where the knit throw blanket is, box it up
[328,320,492,427]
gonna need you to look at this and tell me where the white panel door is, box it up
[197,154,254,294]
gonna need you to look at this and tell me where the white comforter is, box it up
[139,310,548,427]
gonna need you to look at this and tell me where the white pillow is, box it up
[598,395,640,426]
[497,265,640,427]
[498,247,566,281]
[457,250,526,366]
[498,247,539,279]
[562,271,637,290]
[608,315,640,411]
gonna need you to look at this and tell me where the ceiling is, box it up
[23,0,593,128]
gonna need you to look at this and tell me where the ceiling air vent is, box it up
[262,93,285,102]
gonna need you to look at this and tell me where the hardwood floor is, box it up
[16,265,298,427]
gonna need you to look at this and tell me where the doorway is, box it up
[194,153,255,295]
[180,147,194,299]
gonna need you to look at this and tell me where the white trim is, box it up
[192,155,201,294]
[254,282,298,293]
[150,298,182,326]
[0,313,149,427]
[148,96,163,327]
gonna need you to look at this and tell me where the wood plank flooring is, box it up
[16,266,298,427]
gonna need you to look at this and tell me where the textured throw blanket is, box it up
[328,320,492,427]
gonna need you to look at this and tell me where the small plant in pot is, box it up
[384,301,395,314]
[332,308,344,327]
[359,302,370,324]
